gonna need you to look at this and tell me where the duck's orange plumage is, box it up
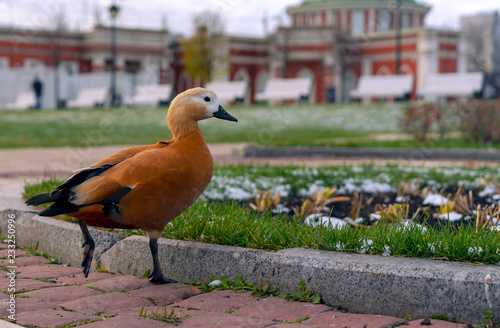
[26,87,237,283]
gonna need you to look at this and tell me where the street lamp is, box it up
[395,0,402,75]
[108,3,120,107]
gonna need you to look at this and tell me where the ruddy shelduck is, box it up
[26,88,237,283]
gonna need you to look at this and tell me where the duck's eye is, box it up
[204,96,211,102]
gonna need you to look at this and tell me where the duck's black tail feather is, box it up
[39,201,81,217]
[25,193,58,206]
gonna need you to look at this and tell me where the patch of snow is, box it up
[304,214,348,229]
[344,217,364,224]
[272,205,290,214]
[298,183,325,197]
[395,196,408,203]
[401,220,427,232]
[227,187,253,200]
[437,211,463,222]
[359,239,373,254]
[382,246,391,257]
[338,179,395,194]
[422,193,448,206]
[493,194,500,200]
[369,213,381,221]
[468,247,483,255]
[479,184,497,198]
[208,280,222,287]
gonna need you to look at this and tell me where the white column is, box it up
[417,29,438,95]
[361,57,372,76]
[457,33,468,73]
[368,9,376,33]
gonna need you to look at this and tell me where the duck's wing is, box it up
[25,142,170,217]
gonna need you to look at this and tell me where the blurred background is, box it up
[0,0,498,109]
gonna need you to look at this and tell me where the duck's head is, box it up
[168,87,237,125]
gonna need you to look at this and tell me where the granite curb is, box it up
[244,146,500,161]
[1,207,499,324]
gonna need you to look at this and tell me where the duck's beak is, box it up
[213,105,238,122]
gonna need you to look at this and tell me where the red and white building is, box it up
[0,0,469,107]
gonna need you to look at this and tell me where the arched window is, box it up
[376,66,392,76]
[343,69,357,102]
[400,64,414,75]
[256,70,269,93]
[297,67,316,103]
[234,68,250,82]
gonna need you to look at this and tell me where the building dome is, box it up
[301,0,420,4]
[288,0,430,33]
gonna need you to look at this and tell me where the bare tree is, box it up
[465,24,487,72]
[182,10,227,83]
[332,29,363,102]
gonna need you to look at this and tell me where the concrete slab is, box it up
[100,235,500,323]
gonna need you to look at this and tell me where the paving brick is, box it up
[268,324,317,328]
[117,305,205,320]
[0,256,50,267]
[172,290,258,312]
[53,272,116,286]
[0,249,27,258]
[130,283,201,306]
[77,315,172,327]
[0,298,59,316]
[15,308,95,327]
[11,277,55,291]
[22,285,102,303]
[303,311,406,328]
[86,275,151,292]
[59,292,150,315]
[7,264,81,279]
[179,312,275,328]
[0,243,9,249]
[407,319,468,328]
[232,296,331,321]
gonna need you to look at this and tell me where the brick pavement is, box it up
[0,244,472,328]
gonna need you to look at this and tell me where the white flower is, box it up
[382,246,391,257]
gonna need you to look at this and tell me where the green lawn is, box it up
[0,103,403,148]
[24,163,500,265]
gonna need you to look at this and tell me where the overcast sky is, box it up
[0,0,499,37]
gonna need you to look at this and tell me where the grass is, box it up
[24,164,500,265]
[3,103,500,150]
[0,103,404,148]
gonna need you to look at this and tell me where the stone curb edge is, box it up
[0,207,499,323]
[244,146,500,161]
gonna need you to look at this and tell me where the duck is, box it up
[26,87,238,283]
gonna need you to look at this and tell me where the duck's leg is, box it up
[148,238,177,284]
[78,219,95,278]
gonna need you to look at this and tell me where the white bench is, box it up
[418,73,483,101]
[125,84,172,107]
[350,75,414,103]
[255,78,313,104]
[67,88,108,108]
[5,92,35,110]
[205,81,248,105]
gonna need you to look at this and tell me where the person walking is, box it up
[32,76,43,109]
